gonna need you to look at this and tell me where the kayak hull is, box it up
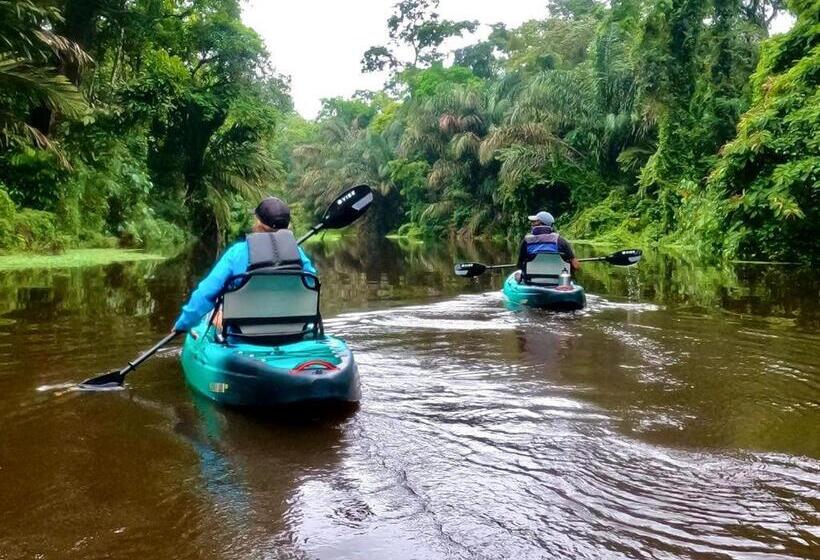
[181,323,360,408]
[502,272,586,311]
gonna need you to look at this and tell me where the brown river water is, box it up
[0,238,818,559]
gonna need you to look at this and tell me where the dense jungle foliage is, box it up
[0,0,817,263]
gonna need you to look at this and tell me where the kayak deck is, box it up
[502,272,586,311]
[181,322,360,408]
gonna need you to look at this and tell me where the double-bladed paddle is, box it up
[79,185,374,390]
[454,249,643,278]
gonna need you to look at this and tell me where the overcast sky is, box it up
[242,1,795,119]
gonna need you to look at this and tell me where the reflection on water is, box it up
[0,237,817,559]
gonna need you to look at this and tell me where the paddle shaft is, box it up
[297,224,324,245]
[457,248,642,278]
[120,332,180,376]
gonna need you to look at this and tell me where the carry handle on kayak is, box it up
[78,185,373,390]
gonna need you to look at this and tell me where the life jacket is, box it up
[246,230,303,272]
[524,226,559,255]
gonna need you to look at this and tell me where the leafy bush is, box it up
[14,209,68,253]
[0,185,69,252]
[0,184,17,249]
[703,0,819,262]
[120,210,189,252]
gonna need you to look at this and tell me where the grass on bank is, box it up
[0,249,166,271]
[301,230,351,246]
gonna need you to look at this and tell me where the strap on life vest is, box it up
[246,230,302,271]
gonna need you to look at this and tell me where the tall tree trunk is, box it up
[29,0,103,135]
[59,0,103,84]
[182,102,228,239]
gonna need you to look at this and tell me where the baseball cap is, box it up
[255,197,291,229]
[527,211,554,225]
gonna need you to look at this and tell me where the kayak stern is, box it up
[502,272,586,311]
[181,328,360,408]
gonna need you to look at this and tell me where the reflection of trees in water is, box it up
[0,265,156,321]
[576,248,817,326]
[307,236,503,314]
[0,254,200,332]
[305,236,816,324]
[0,239,812,330]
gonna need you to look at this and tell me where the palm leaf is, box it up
[0,56,87,118]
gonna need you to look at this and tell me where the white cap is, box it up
[527,211,554,225]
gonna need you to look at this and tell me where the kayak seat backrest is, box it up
[221,271,321,341]
[525,253,569,286]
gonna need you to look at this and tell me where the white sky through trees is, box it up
[243,0,552,117]
[242,0,796,119]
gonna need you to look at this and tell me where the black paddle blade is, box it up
[454,262,487,278]
[606,249,643,266]
[78,369,126,390]
[321,185,374,230]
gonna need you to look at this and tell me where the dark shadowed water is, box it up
[0,237,818,559]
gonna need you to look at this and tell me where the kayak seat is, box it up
[524,253,570,286]
[221,270,323,343]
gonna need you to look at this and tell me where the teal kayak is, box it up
[502,272,586,311]
[181,319,360,408]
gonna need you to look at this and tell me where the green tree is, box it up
[698,0,819,262]
[0,0,88,157]
[362,0,478,72]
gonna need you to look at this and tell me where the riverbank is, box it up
[0,249,167,271]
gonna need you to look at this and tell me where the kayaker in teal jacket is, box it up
[173,197,316,333]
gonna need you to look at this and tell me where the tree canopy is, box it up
[0,0,816,264]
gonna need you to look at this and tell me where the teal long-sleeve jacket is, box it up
[173,240,316,332]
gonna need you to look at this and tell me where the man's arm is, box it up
[173,244,243,332]
[517,240,529,271]
[558,237,580,272]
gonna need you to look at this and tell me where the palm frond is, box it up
[479,123,577,165]
[420,199,455,221]
[0,56,88,118]
[428,160,461,189]
[450,132,481,160]
[33,29,92,69]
